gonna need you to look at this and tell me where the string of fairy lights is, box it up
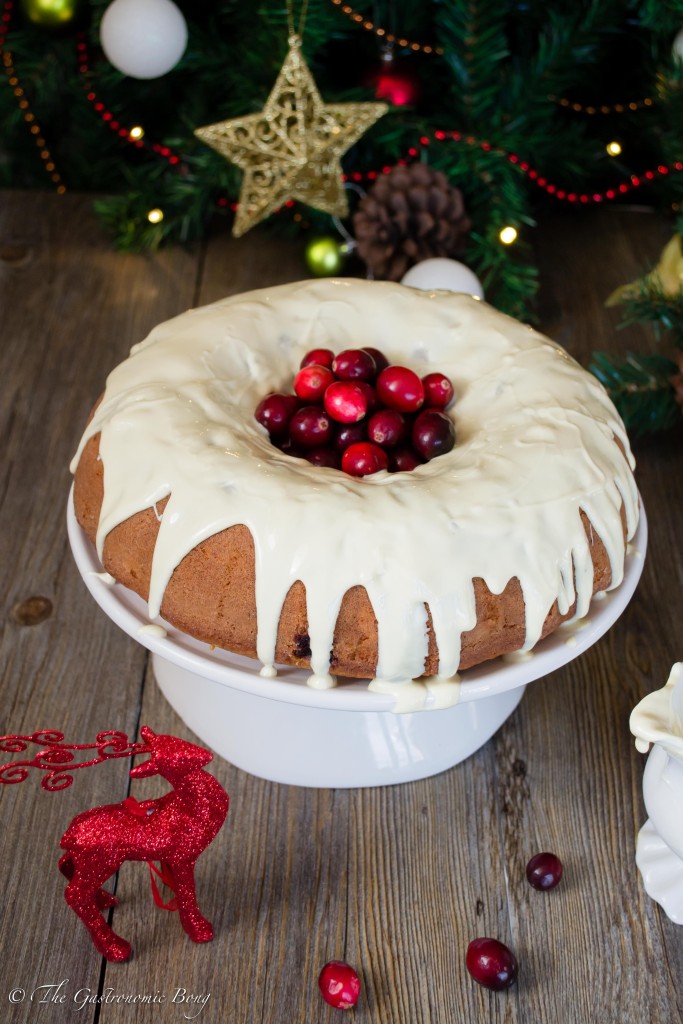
[1,0,679,233]
[328,0,443,55]
[0,0,65,193]
[326,0,658,113]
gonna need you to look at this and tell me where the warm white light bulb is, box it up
[499,226,518,245]
[147,208,164,224]
[129,125,145,140]
[606,141,622,157]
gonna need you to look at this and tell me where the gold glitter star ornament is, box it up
[194,36,388,237]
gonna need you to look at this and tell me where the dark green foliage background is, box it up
[3,0,683,427]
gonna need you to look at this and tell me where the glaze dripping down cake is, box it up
[71,279,639,690]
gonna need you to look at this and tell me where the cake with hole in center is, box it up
[71,278,639,692]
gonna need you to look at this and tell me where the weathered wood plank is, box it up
[0,192,200,1022]
[490,207,683,1024]
[1,198,682,1024]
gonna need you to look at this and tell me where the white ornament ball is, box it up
[673,28,683,62]
[400,258,484,298]
[100,0,188,80]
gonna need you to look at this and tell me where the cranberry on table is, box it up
[361,346,390,373]
[367,408,407,448]
[412,409,455,460]
[318,960,361,1010]
[466,937,518,991]
[324,381,368,424]
[289,406,333,448]
[526,852,563,891]
[332,348,377,382]
[376,365,425,413]
[300,347,334,369]
[422,371,454,409]
[255,393,299,437]
[342,441,389,476]
[333,421,367,452]
[294,363,335,402]
[388,446,423,473]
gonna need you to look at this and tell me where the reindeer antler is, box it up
[0,730,150,791]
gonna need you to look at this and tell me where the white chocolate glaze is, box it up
[137,623,168,639]
[90,570,116,585]
[70,279,639,686]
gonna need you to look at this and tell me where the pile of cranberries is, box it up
[254,346,456,477]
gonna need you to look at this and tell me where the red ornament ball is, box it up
[318,960,361,1010]
[373,62,420,107]
[526,852,563,891]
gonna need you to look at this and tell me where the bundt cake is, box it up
[71,279,639,689]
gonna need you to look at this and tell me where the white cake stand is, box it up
[67,491,647,788]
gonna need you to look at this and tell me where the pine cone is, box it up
[353,163,471,282]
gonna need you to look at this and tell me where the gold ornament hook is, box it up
[287,0,309,40]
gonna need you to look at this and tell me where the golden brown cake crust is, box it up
[73,430,621,678]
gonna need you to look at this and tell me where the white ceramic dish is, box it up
[68,490,647,787]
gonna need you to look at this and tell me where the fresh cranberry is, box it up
[355,380,378,413]
[526,852,563,891]
[422,371,455,408]
[276,438,305,459]
[306,446,341,469]
[388,446,423,472]
[289,406,333,448]
[466,937,518,991]
[332,348,377,382]
[318,960,361,1010]
[334,421,367,452]
[254,393,299,437]
[362,346,390,373]
[324,381,368,423]
[367,409,407,448]
[342,441,389,476]
[412,409,455,460]
[293,364,335,402]
[300,347,334,369]
[376,365,425,413]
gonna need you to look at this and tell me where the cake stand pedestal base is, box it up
[152,653,526,788]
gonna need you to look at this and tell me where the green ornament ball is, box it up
[20,0,86,29]
[305,236,346,278]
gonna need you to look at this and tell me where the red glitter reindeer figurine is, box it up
[0,726,229,962]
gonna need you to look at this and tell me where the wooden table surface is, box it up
[1,192,682,1024]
